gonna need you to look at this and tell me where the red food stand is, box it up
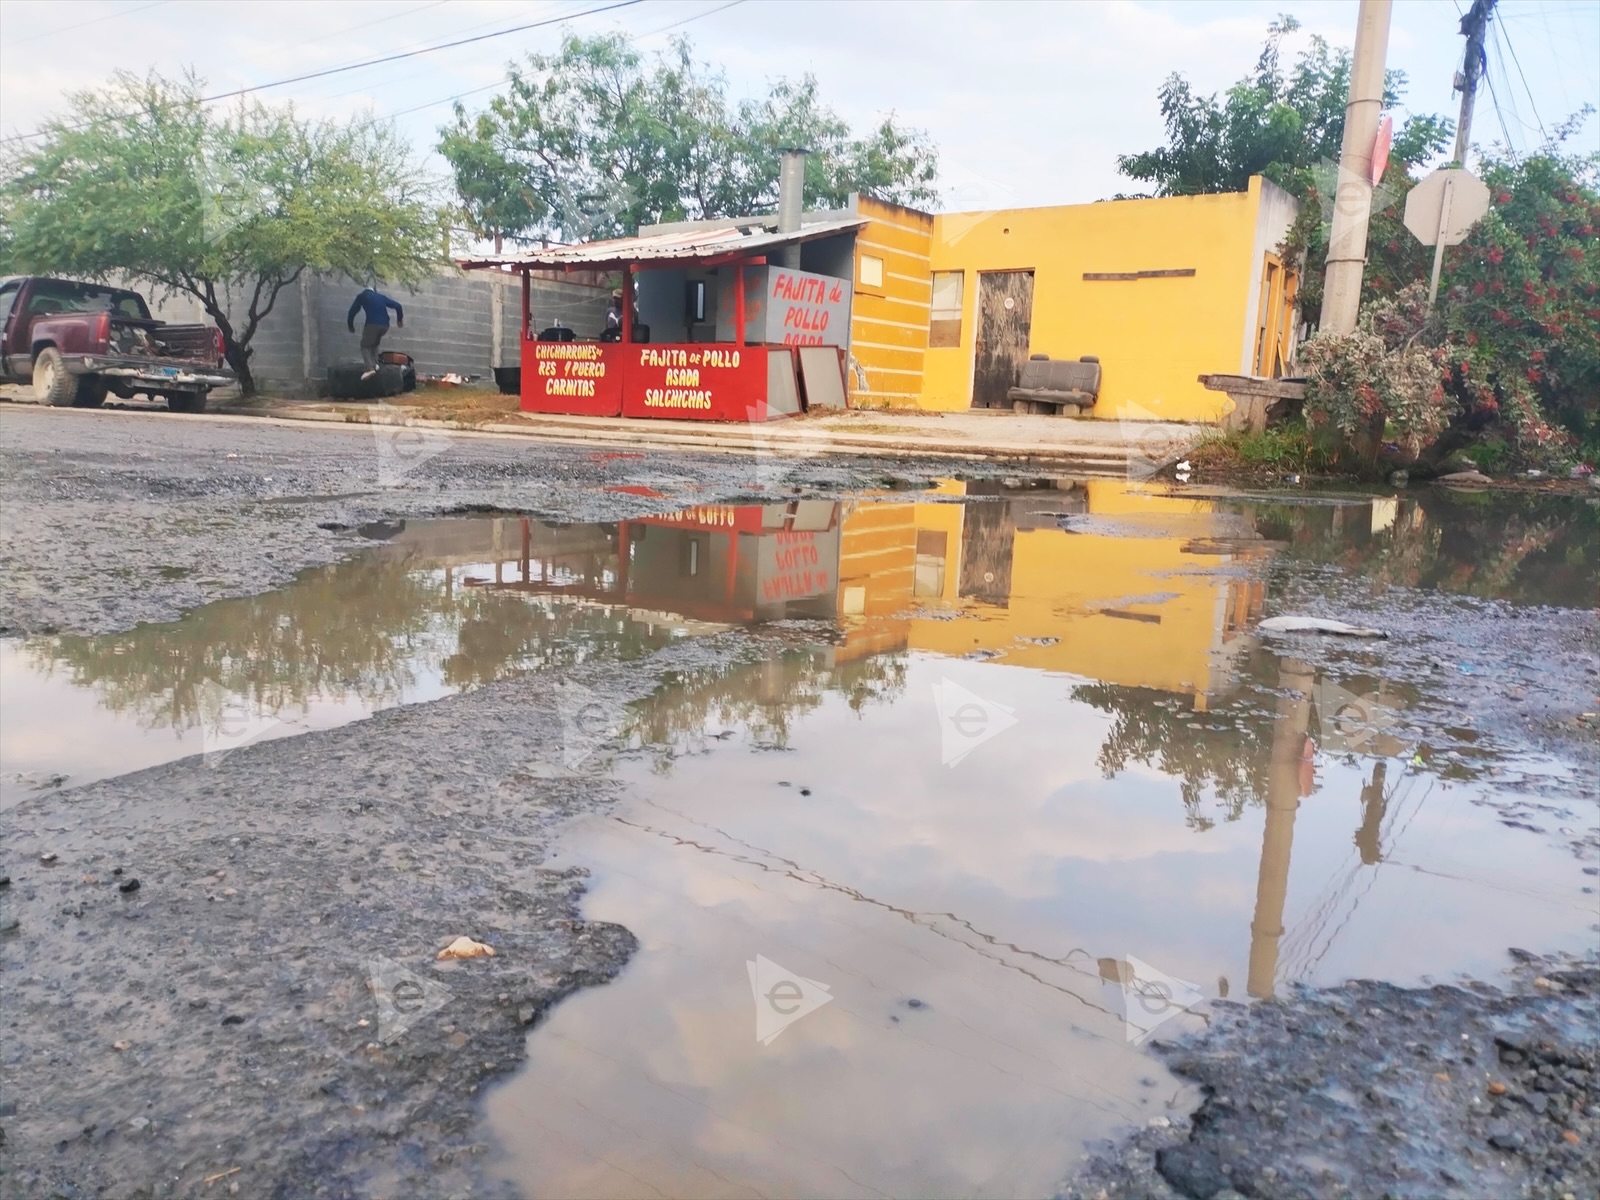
[459,221,860,423]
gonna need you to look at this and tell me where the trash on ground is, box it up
[437,936,496,960]
[1258,616,1387,638]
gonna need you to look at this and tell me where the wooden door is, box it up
[971,270,1034,409]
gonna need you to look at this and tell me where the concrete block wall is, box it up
[319,272,493,380]
[100,268,611,395]
[246,276,307,393]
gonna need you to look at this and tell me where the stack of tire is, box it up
[326,351,416,400]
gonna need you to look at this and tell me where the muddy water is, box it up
[2,481,1595,1197]
[482,481,1599,1199]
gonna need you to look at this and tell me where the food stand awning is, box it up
[457,218,866,424]
[455,217,865,272]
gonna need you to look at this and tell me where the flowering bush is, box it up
[1299,136,1598,470]
[1300,287,1452,463]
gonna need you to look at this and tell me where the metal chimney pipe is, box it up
[777,148,806,269]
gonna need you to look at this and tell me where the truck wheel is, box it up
[73,379,108,408]
[32,348,76,407]
[167,390,208,414]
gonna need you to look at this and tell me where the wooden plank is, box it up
[1082,268,1197,281]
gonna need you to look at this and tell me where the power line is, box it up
[2,0,169,48]
[3,0,645,144]
[1495,19,1550,147]
[380,0,749,123]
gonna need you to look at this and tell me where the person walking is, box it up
[347,286,404,378]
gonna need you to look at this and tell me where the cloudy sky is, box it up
[2,0,1596,212]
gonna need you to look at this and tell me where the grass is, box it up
[1187,424,1344,476]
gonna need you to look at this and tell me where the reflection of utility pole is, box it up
[1450,0,1497,169]
[1321,0,1393,336]
[1248,657,1314,999]
[1355,760,1389,865]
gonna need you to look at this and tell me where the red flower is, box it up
[1472,281,1486,296]
[1488,247,1504,264]
[1496,192,1512,203]
[1531,350,1545,363]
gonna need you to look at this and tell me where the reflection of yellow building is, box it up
[835,480,1268,703]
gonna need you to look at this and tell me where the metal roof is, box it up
[456,217,866,272]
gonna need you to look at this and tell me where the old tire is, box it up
[167,390,208,414]
[73,378,108,408]
[32,348,76,407]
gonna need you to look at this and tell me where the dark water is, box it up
[2,481,1595,1198]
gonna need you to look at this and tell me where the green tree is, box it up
[0,72,442,394]
[438,33,939,245]
[1116,16,1450,201]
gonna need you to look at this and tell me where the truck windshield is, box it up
[25,280,149,320]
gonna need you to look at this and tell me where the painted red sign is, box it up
[758,530,834,603]
[521,341,623,416]
[642,504,764,534]
[621,344,770,422]
[769,271,850,347]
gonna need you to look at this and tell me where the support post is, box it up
[734,260,746,349]
[520,271,530,343]
[621,267,633,347]
[1320,0,1393,336]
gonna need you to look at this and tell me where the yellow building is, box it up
[847,179,1300,422]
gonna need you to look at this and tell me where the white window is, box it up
[858,254,884,289]
[929,270,963,347]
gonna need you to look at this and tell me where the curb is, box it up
[254,404,1156,474]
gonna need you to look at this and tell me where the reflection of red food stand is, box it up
[461,502,842,624]
[457,222,860,423]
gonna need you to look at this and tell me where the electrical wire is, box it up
[1,0,168,48]
[2,0,645,144]
[1495,19,1550,146]
[380,0,749,123]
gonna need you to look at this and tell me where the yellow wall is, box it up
[916,179,1271,422]
[849,196,935,409]
[835,481,1267,699]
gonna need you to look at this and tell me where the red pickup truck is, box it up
[0,276,235,413]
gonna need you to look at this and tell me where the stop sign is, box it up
[1404,166,1491,247]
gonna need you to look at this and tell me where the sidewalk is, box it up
[258,396,1207,473]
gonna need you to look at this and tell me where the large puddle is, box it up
[3,480,1597,1198]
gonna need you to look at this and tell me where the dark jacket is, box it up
[347,289,403,331]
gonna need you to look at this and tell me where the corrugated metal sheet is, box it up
[457,218,866,272]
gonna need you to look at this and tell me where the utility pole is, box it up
[1451,0,1497,168]
[1320,0,1393,337]
[1425,0,1497,307]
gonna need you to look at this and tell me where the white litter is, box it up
[1259,616,1387,639]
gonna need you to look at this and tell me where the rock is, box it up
[112,1041,130,1052]
[1489,1081,1508,1095]
[1487,1122,1525,1152]
[437,936,496,961]
[1389,470,1410,487]
[0,877,10,889]
[221,1014,246,1026]
[118,879,141,894]
[1438,470,1492,487]
[39,853,57,865]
